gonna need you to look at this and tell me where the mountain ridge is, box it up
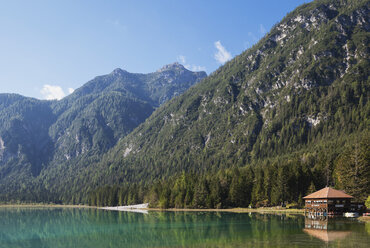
[0,64,206,202]
[1,0,369,205]
[75,0,369,204]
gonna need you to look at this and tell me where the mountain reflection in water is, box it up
[0,208,368,248]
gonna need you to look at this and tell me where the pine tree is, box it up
[229,168,241,207]
[251,168,264,206]
[335,135,370,202]
[193,178,209,208]
[307,181,316,195]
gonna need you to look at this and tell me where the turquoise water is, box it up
[0,208,369,247]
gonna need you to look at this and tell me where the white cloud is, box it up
[214,41,232,64]
[40,85,74,100]
[177,55,186,64]
[259,24,267,34]
[177,55,206,72]
[40,85,66,100]
[184,64,206,72]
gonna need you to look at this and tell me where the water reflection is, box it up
[303,217,353,242]
[0,208,368,248]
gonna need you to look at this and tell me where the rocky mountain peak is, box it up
[156,62,187,73]
[111,68,128,76]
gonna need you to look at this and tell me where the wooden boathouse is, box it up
[303,187,353,216]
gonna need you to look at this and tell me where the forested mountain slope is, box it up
[1,0,368,206]
[0,64,206,202]
[82,0,369,206]
[49,63,206,164]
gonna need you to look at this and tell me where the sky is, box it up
[0,0,310,100]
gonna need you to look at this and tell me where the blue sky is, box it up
[0,0,310,100]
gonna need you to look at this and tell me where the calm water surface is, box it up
[0,208,369,247]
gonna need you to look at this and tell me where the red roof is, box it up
[303,187,353,199]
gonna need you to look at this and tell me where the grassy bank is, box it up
[358,216,370,222]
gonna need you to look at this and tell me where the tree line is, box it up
[88,134,369,208]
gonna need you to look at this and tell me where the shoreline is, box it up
[146,207,305,214]
[358,216,370,222]
[0,204,304,214]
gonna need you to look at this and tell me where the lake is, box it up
[0,208,369,247]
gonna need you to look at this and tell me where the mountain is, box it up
[0,64,206,202]
[0,94,55,180]
[49,63,206,164]
[80,0,369,205]
[1,0,369,205]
